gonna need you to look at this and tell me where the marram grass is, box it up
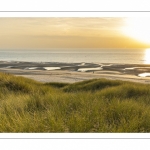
[0,72,150,132]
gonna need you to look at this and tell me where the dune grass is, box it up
[0,72,150,132]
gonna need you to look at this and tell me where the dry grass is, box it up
[0,72,150,132]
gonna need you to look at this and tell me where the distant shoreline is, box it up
[0,61,150,84]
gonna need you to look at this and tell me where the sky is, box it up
[0,17,150,49]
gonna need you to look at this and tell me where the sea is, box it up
[0,49,150,64]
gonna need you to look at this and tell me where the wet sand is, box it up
[1,61,150,84]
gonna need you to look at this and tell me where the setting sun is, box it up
[123,18,150,44]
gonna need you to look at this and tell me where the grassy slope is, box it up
[0,72,150,132]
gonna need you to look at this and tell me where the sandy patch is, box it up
[78,67,103,72]
[44,67,61,70]
[138,73,150,77]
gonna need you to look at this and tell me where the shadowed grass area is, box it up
[63,78,122,92]
[0,72,150,132]
[45,82,69,88]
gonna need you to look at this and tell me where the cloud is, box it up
[0,17,148,49]
[0,18,125,37]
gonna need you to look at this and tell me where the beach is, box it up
[0,61,150,84]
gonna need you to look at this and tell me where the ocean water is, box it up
[0,49,150,64]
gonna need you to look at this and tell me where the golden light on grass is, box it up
[144,48,150,64]
[122,18,150,44]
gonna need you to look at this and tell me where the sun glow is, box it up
[123,18,150,44]
[144,48,150,64]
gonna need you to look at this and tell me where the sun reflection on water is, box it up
[144,48,150,64]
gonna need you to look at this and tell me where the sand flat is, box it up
[13,70,150,84]
[1,61,150,84]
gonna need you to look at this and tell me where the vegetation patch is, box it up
[45,82,69,88]
[0,72,150,132]
[63,78,122,92]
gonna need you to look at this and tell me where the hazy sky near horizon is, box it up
[0,17,150,49]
